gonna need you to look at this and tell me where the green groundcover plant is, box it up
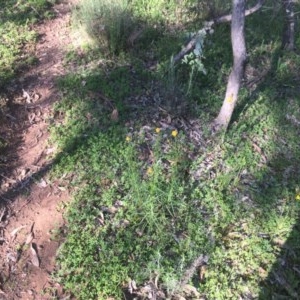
[49,0,300,298]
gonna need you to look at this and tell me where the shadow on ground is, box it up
[230,9,300,296]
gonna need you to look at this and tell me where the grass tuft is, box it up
[74,0,135,55]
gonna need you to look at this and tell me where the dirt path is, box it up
[0,1,75,299]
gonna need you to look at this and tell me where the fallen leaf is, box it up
[37,178,47,188]
[136,229,143,237]
[258,267,268,279]
[199,265,206,282]
[10,225,26,237]
[166,115,172,124]
[20,168,27,178]
[25,231,34,245]
[46,147,56,154]
[33,93,40,101]
[173,296,186,300]
[154,274,159,288]
[251,142,267,163]
[102,206,118,214]
[97,211,105,226]
[120,219,130,227]
[114,200,125,207]
[128,279,137,294]
[131,280,137,290]
[7,253,17,262]
[22,89,31,103]
[28,113,35,123]
[273,238,285,247]
[60,296,71,300]
[30,244,40,267]
[111,109,119,121]
[0,207,7,222]
[97,217,105,226]
[181,284,200,297]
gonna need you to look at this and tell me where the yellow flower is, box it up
[147,167,153,175]
[126,136,131,142]
[155,128,161,133]
[295,194,300,201]
[171,130,178,137]
[226,94,234,104]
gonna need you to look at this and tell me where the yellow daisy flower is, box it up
[295,194,300,201]
[171,130,178,137]
[155,128,161,133]
[147,167,153,175]
[126,136,131,142]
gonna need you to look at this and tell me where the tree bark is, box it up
[173,0,264,63]
[282,0,295,51]
[214,0,246,130]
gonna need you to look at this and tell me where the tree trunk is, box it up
[282,0,295,51]
[214,0,246,130]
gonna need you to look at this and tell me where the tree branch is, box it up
[173,0,265,63]
[206,0,265,27]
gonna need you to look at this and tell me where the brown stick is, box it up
[173,0,265,63]
[180,254,209,286]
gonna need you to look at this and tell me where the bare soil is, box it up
[0,1,75,299]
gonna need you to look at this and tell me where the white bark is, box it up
[214,0,246,130]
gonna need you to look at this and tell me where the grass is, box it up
[2,0,300,298]
[51,0,300,296]
[50,0,300,298]
[0,0,55,161]
[73,0,134,54]
[0,0,55,88]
